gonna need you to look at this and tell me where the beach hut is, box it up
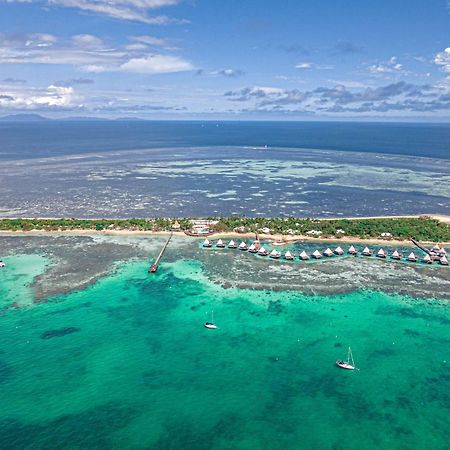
[216,239,225,248]
[299,250,310,260]
[324,248,334,257]
[348,245,358,255]
[312,250,322,259]
[228,240,238,249]
[391,250,401,260]
[422,254,432,264]
[334,246,344,255]
[376,248,387,258]
[362,246,372,256]
[238,241,248,251]
[203,238,212,248]
[258,246,269,256]
[248,243,257,253]
[407,252,418,262]
[440,255,449,266]
[269,249,281,259]
[284,251,294,260]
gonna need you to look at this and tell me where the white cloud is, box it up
[434,47,450,73]
[295,62,334,70]
[295,62,312,69]
[6,0,185,24]
[0,84,75,109]
[71,34,104,49]
[368,56,403,74]
[119,55,193,74]
[0,32,194,75]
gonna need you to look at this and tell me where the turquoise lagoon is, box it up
[0,254,450,449]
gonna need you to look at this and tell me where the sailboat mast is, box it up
[211,310,214,324]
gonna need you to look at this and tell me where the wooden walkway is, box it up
[149,232,173,273]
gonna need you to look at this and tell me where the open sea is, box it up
[0,121,450,449]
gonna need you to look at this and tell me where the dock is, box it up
[149,232,173,273]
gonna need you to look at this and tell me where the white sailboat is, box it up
[204,311,218,329]
[336,347,357,370]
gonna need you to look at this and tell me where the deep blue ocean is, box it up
[0,120,449,160]
[0,120,449,218]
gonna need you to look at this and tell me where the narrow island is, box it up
[1,215,450,244]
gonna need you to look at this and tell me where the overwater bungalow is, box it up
[299,250,310,260]
[248,243,258,253]
[362,246,373,256]
[258,246,269,256]
[238,241,248,251]
[348,245,358,255]
[312,249,322,259]
[284,251,294,260]
[324,248,334,257]
[334,246,344,255]
[391,250,401,260]
[203,238,213,248]
[376,248,387,258]
[422,254,432,264]
[228,240,238,249]
[440,255,449,266]
[269,249,281,259]
[407,252,418,262]
[216,239,225,248]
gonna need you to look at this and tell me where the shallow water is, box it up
[1,254,450,449]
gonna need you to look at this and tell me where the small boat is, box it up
[216,239,225,248]
[248,243,258,253]
[284,251,294,260]
[312,250,322,259]
[203,238,213,248]
[324,248,334,257]
[407,252,418,262]
[362,246,372,256]
[257,246,269,256]
[376,248,387,258]
[0,260,6,268]
[336,347,357,371]
[204,311,218,329]
[348,245,358,255]
[269,249,281,259]
[391,250,401,260]
[440,255,449,266]
[228,240,238,249]
[238,241,248,251]
[422,254,432,264]
[299,250,310,260]
[334,246,344,255]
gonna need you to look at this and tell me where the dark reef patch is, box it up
[40,327,80,339]
[0,402,137,450]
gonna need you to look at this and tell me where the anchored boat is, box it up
[204,311,218,329]
[336,347,357,370]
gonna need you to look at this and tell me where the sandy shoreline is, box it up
[0,228,448,246]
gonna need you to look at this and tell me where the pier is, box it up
[149,232,173,273]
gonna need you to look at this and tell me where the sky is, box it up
[0,0,449,120]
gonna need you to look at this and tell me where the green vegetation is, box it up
[0,216,449,242]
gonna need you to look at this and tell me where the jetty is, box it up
[149,232,173,273]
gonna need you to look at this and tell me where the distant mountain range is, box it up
[0,113,148,122]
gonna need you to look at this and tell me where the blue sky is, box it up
[0,0,449,120]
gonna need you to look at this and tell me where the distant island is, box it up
[1,216,449,243]
[0,113,148,122]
